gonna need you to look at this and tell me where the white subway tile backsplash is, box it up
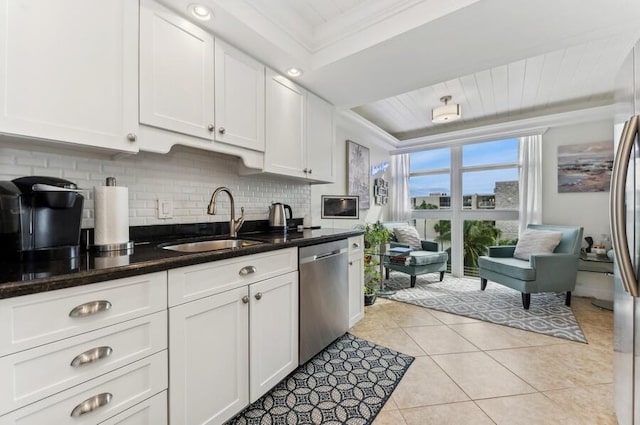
[0,145,311,228]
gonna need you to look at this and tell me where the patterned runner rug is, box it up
[226,333,414,425]
[381,272,587,343]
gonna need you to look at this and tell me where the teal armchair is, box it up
[478,224,583,309]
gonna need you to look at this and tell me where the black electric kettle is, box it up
[268,202,292,229]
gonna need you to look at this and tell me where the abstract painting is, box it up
[558,141,614,192]
[347,140,370,209]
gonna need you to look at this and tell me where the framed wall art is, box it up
[347,140,370,209]
[557,141,614,193]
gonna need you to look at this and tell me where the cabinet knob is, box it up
[349,261,353,265]
[308,169,312,174]
[242,295,249,304]
[303,168,308,173]
[126,133,137,142]
[69,300,112,318]
[70,346,113,367]
[218,127,226,134]
[70,392,112,417]
[353,243,360,248]
[207,124,215,132]
[255,292,263,300]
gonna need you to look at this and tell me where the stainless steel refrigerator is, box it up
[613,37,640,425]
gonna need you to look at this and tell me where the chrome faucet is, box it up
[207,187,245,238]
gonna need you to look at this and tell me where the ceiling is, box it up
[162,0,640,144]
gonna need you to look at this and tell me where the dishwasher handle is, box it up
[299,247,347,264]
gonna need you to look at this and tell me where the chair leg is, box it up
[385,267,389,280]
[565,291,572,307]
[439,271,445,281]
[410,275,416,288]
[522,293,531,309]
[480,278,487,291]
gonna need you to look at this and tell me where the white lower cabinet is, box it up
[168,251,299,425]
[348,236,365,327]
[99,391,167,425]
[0,351,167,425]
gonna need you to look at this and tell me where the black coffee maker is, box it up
[0,176,84,260]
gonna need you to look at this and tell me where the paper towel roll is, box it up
[94,186,129,246]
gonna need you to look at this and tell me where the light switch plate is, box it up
[157,198,173,219]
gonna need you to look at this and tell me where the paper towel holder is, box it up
[93,177,134,253]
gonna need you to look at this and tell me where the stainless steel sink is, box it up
[161,239,264,253]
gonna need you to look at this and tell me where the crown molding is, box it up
[337,109,399,151]
[390,104,614,153]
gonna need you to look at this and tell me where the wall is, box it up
[310,117,392,229]
[541,118,614,300]
[0,141,310,229]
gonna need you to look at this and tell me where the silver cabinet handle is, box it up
[70,346,113,367]
[352,242,360,248]
[242,295,249,304]
[611,115,639,296]
[69,300,112,318]
[218,127,226,134]
[255,292,262,300]
[239,266,257,276]
[126,133,136,142]
[208,124,215,131]
[70,392,112,417]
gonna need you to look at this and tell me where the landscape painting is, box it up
[347,140,370,209]
[558,141,613,193]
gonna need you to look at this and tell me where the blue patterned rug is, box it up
[382,273,587,343]
[225,333,414,425]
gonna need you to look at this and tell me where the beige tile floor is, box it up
[349,295,616,425]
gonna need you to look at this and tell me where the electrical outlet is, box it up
[157,198,173,219]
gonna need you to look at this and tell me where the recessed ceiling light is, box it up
[188,4,212,20]
[286,68,303,77]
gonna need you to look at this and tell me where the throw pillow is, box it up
[513,229,563,261]
[393,226,422,250]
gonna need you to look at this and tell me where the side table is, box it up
[578,253,614,311]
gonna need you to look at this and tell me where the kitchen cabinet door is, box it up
[169,287,249,425]
[264,69,306,178]
[139,0,215,141]
[215,39,265,152]
[348,236,365,327]
[249,271,299,402]
[306,92,336,183]
[0,0,138,152]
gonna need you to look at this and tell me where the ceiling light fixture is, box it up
[432,95,461,123]
[188,4,212,20]
[286,67,303,77]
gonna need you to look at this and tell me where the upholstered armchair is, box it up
[381,222,448,287]
[478,224,583,309]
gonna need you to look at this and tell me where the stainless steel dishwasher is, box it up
[299,239,349,364]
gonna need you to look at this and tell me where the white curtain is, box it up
[518,135,543,235]
[389,153,411,222]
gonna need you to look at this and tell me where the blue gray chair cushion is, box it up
[392,251,448,266]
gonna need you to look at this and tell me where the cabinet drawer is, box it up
[0,351,167,425]
[99,391,167,425]
[348,235,364,259]
[168,248,297,306]
[0,272,167,356]
[0,311,167,415]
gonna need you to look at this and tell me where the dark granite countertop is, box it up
[0,227,363,299]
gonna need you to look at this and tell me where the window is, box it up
[409,138,520,277]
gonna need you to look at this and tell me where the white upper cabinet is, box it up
[0,0,139,152]
[264,69,307,178]
[264,69,336,183]
[306,92,336,183]
[139,0,215,141]
[215,40,265,152]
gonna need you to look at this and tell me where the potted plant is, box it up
[364,284,377,306]
[359,221,392,306]
[361,221,393,249]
